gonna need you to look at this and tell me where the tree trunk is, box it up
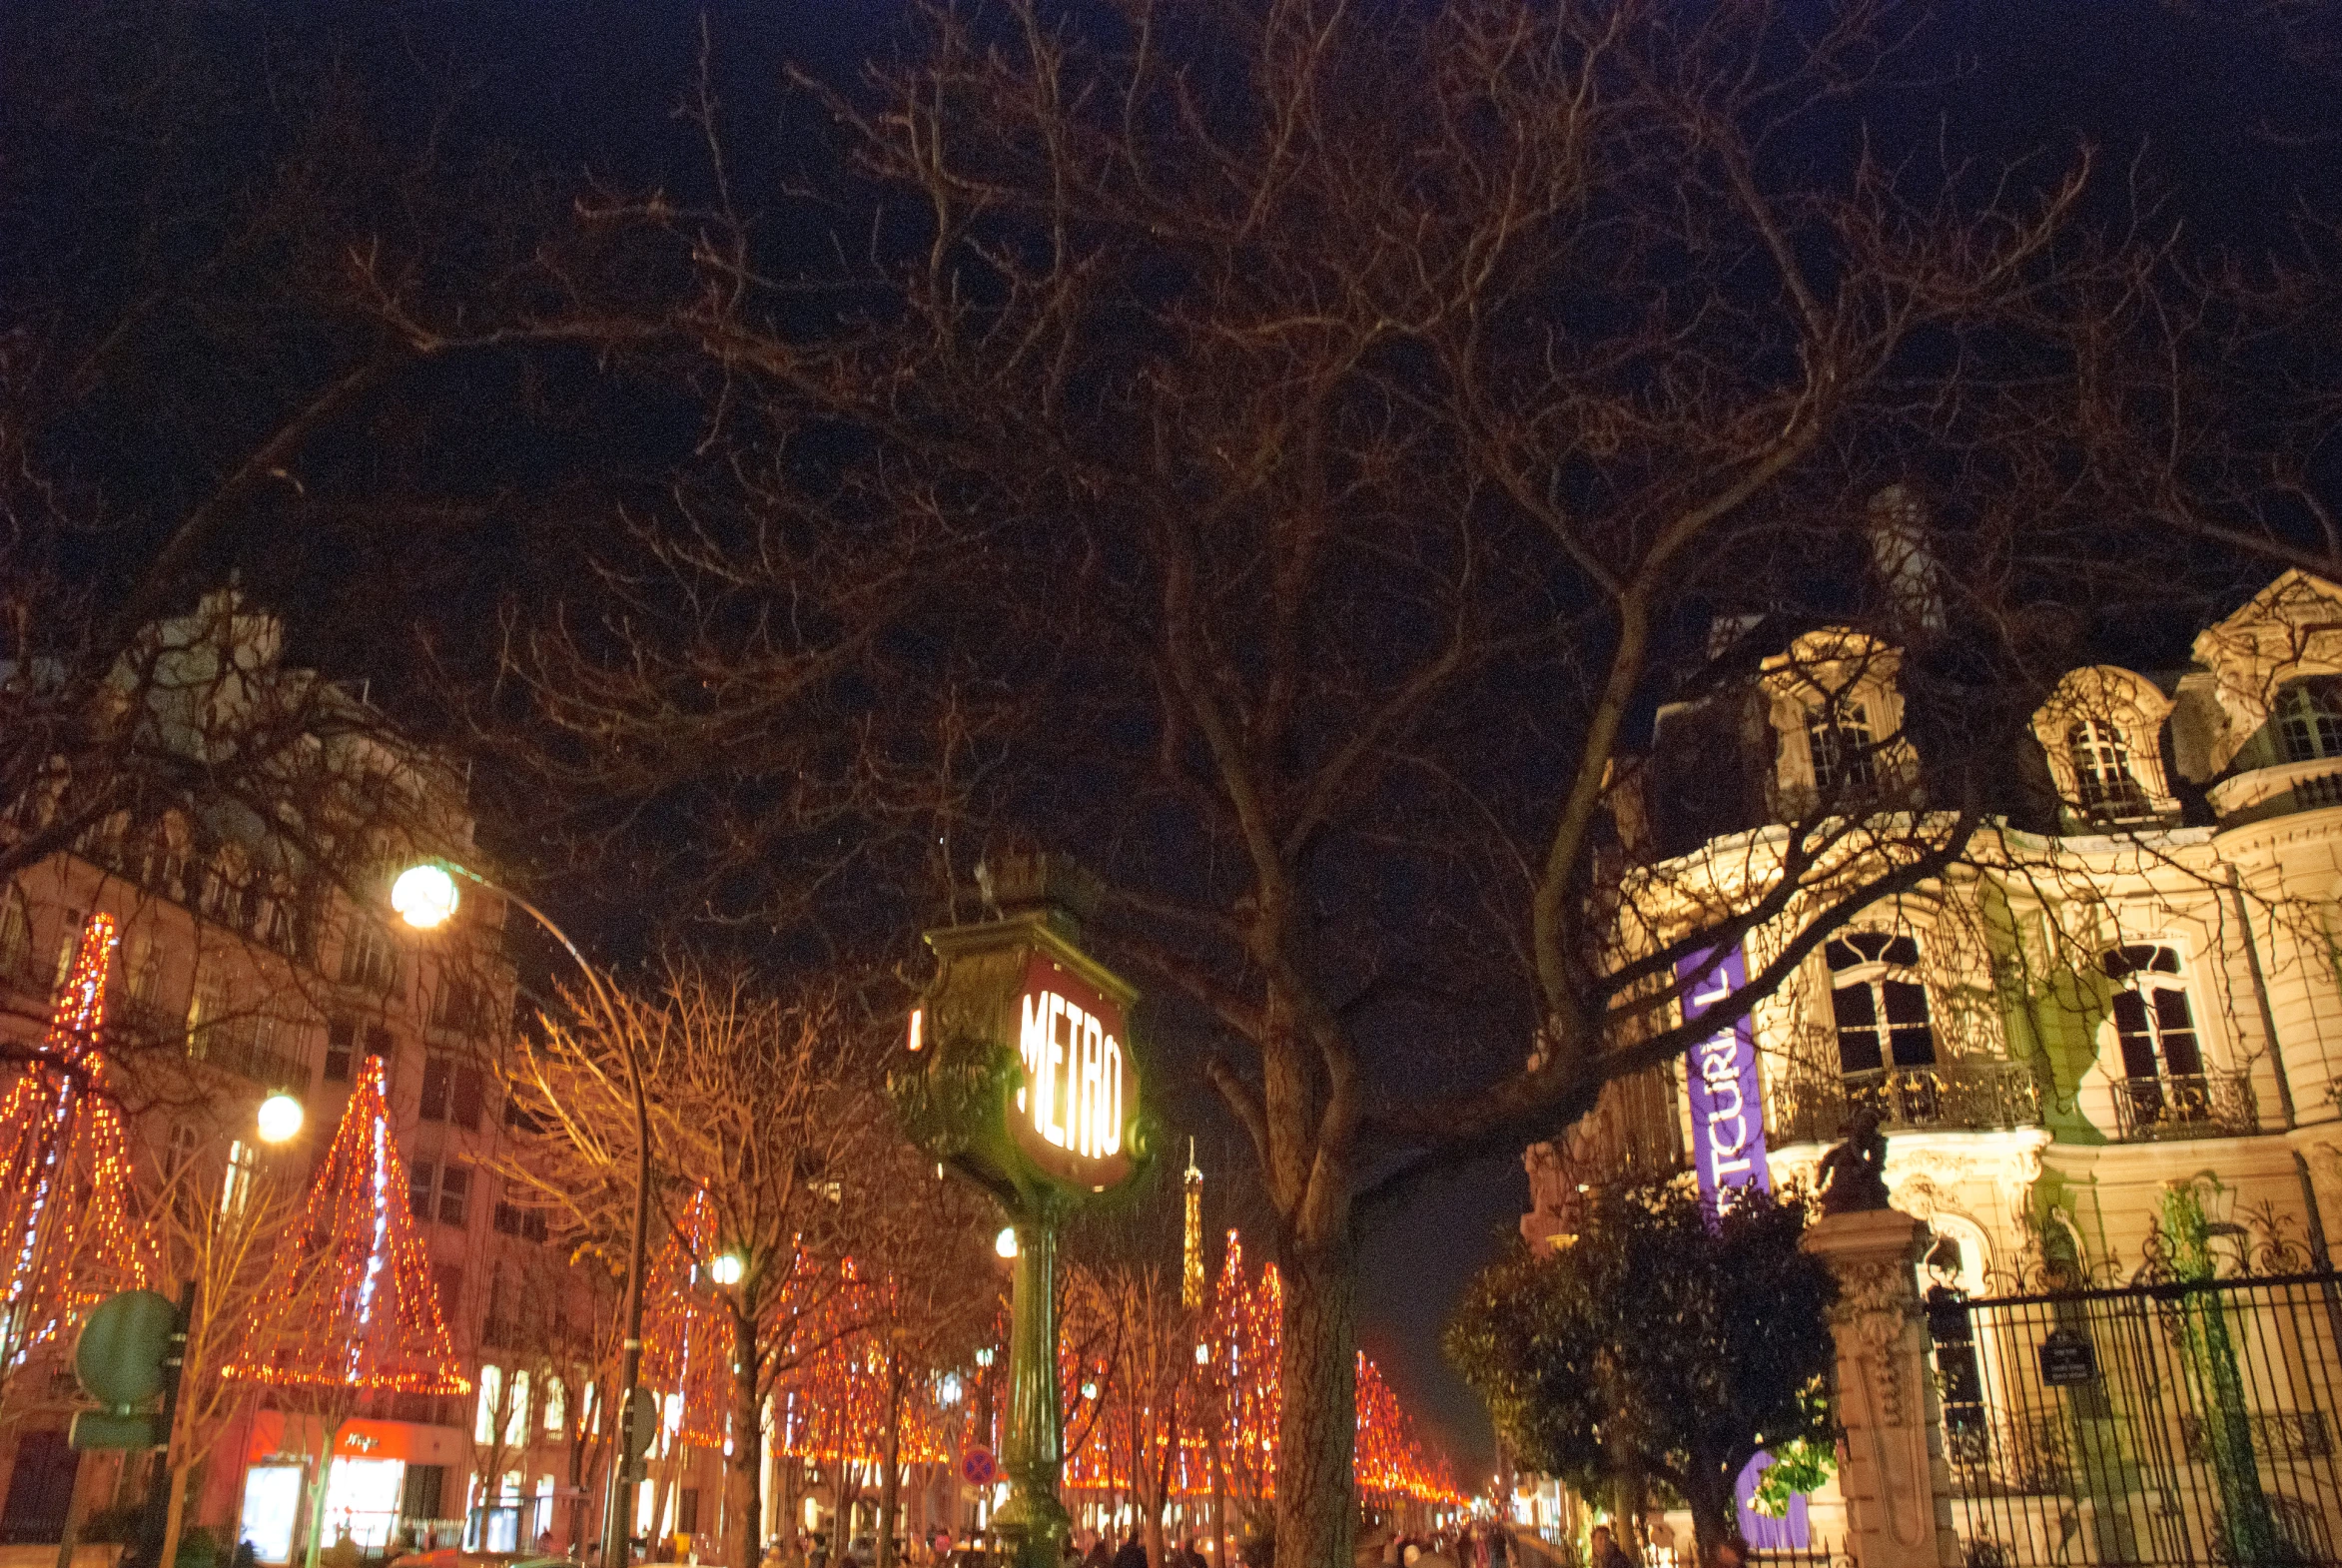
[875,1351,905,1568]
[727,1305,763,1568]
[1681,1463,1735,1568]
[157,1460,194,1568]
[1272,1236,1357,1568]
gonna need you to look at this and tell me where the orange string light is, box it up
[225,1053,468,1395]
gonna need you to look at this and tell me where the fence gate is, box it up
[1929,1270,2342,1568]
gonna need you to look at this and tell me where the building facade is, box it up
[1521,569,2342,1562]
[0,593,695,1564]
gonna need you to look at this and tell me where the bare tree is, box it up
[137,1124,312,1568]
[499,964,910,1568]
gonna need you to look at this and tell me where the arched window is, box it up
[2277,678,2342,763]
[1825,930,1936,1072]
[1807,700,1877,796]
[2101,944,2202,1082]
[2066,719,2149,819]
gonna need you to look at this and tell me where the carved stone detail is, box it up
[1831,1255,1920,1426]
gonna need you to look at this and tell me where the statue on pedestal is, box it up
[1818,1108,1891,1214]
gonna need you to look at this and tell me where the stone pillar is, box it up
[1802,1207,1961,1568]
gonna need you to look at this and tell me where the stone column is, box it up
[1802,1207,1961,1568]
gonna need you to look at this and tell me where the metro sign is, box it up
[1012,954,1134,1187]
[899,883,1146,1204]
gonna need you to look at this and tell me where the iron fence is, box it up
[1929,1270,2342,1568]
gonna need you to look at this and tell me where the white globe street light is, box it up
[256,1093,305,1145]
[390,863,461,930]
[709,1251,745,1287]
[995,1226,1019,1259]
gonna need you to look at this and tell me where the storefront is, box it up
[239,1414,467,1562]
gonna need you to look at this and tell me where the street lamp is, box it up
[995,1226,1019,1260]
[392,858,649,1568]
[255,1092,305,1146]
[708,1251,745,1287]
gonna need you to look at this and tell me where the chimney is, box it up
[1867,484,1947,643]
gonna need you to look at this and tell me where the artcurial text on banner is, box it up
[1679,944,1772,1204]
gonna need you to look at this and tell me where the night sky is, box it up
[11,0,2340,1488]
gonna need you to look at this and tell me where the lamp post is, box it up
[391,861,652,1568]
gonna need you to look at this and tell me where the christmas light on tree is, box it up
[641,1190,733,1448]
[0,913,151,1364]
[225,1053,467,1395]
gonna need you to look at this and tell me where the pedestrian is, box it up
[1082,1531,1114,1568]
[1589,1526,1632,1568]
[1183,1537,1209,1568]
[1112,1532,1149,1568]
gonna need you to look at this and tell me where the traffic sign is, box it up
[69,1409,162,1451]
[960,1447,998,1487]
[75,1290,178,1409]
[617,1389,658,1482]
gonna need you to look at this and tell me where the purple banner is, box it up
[1679,943,1771,1205]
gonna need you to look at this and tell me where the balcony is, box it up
[1774,1060,2041,1146]
[186,1020,309,1094]
[2110,1071,2256,1142]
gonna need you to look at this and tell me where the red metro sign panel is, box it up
[1012,952,1136,1190]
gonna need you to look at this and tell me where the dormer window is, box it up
[2065,720,2148,820]
[2276,678,2342,763]
[1808,701,1878,797]
[2030,666,2179,829]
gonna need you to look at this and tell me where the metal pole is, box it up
[434,866,649,1568]
[992,1219,1068,1568]
[129,1280,196,1568]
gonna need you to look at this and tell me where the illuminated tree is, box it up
[501,965,901,1568]
[0,913,151,1414]
[226,1053,468,1568]
[141,1117,308,1568]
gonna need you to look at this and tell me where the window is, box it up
[493,1182,549,1243]
[475,1365,505,1444]
[1825,930,1936,1072]
[2066,719,2150,819]
[2102,945,2202,1081]
[342,922,396,993]
[435,1262,463,1323]
[543,1377,567,1436]
[0,886,30,979]
[408,1161,471,1229]
[419,1054,484,1130]
[54,908,85,987]
[186,967,230,1058]
[326,1021,356,1083]
[123,931,163,1007]
[221,1140,259,1217]
[2278,678,2342,763]
[1808,701,1878,797]
[330,1021,394,1082]
[677,1489,700,1537]
[432,979,480,1035]
[164,1123,201,1183]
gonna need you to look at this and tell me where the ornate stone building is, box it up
[1519,569,2342,1561]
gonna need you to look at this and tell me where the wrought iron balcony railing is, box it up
[2110,1071,2257,1142]
[1773,1060,2041,1146]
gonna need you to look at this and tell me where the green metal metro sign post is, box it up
[893,856,1149,1568]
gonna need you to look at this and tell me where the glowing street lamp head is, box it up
[390,863,461,930]
[995,1226,1020,1259]
[709,1251,745,1287]
[256,1092,305,1145]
